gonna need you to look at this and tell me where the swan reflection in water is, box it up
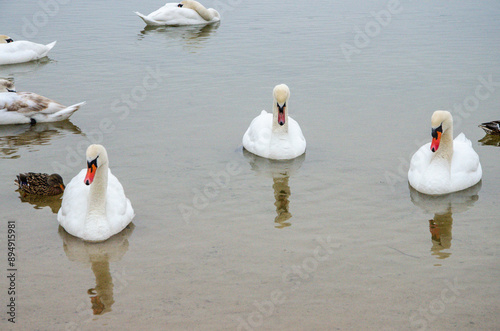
[138,22,219,52]
[409,182,481,261]
[0,120,83,159]
[243,149,305,228]
[58,224,135,315]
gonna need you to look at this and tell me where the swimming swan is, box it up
[135,0,220,26]
[408,110,482,195]
[243,84,306,160]
[0,35,56,65]
[0,79,85,125]
[58,144,135,242]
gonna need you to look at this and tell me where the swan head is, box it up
[0,35,14,44]
[273,84,290,126]
[430,110,453,152]
[84,144,108,185]
[0,79,16,92]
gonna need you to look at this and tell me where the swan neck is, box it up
[435,128,454,161]
[189,1,216,21]
[87,164,108,217]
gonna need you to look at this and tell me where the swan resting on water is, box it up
[135,0,220,26]
[408,110,482,195]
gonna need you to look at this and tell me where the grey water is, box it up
[1,0,499,329]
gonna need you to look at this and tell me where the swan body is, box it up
[479,121,500,135]
[243,84,306,160]
[408,110,482,195]
[135,1,220,26]
[0,79,84,125]
[0,35,56,65]
[58,145,134,242]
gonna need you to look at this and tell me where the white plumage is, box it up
[135,0,220,26]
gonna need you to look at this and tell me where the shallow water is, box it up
[1,0,499,330]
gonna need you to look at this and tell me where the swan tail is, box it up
[48,101,85,121]
[45,41,57,51]
[135,12,163,26]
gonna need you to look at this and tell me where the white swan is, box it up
[0,35,56,65]
[408,110,482,195]
[0,79,84,125]
[243,84,306,160]
[135,0,220,26]
[58,145,135,242]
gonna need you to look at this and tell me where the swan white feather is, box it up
[0,79,84,125]
[408,110,482,195]
[135,1,220,26]
[243,84,306,160]
[0,35,56,65]
[58,145,134,242]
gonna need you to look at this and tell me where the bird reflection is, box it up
[478,134,500,147]
[0,120,83,159]
[0,57,51,77]
[138,22,219,52]
[58,224,135,315]
[243,149,305,228]
[409,182,481,261]
[15,189,63,213]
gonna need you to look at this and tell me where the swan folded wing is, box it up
[106,170,134,233]
[408,143,432,182]
[243,111,272,156]
[451,134,482,187]
[0,41,55,65]
[57,169,90,238]
[8,92,63,114]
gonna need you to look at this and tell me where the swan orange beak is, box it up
[84,163,96,185]
[430,125,442,152]
[277,103,286,126]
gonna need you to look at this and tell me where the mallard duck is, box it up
[0,79,85,125]
[15,172,65,196]
[408,110,482,195]
[479,121,500,135]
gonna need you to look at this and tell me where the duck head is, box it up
[48,173,65,191]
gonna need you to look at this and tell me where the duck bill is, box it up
[430,131,441,152]
[84,164,96,185]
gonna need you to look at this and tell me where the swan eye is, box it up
[178,3,183,7]
[431,124,442,139]
[87,157,99,170]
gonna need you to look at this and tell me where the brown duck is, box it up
[15,173,65,196]
[479,121,500,135]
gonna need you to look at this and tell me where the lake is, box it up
[1,0,499,330]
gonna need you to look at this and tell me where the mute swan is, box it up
[58,144,134,242]
[408,110,482,195]
[135,0,220,26]
[0,35,56,65]
[243,84,306,160]
[15,173,65,196]
[0,79,85,125]
[479,121,500,135]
